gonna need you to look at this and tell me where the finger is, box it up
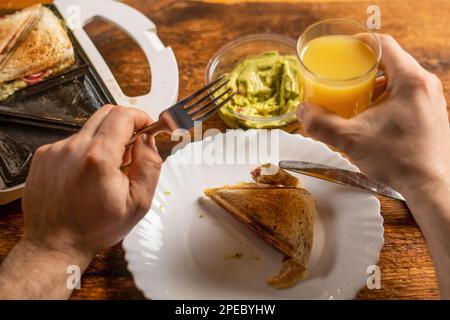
[355,33,426,85]
[298,102,356,150]
[374,34,425,83]
[373,75,387,101]
[78,105,115,137]
[122,146,133,168]
[91,106,153,167]
[127,134,162,218]
[30,143,51,165]
[26,143,52,186]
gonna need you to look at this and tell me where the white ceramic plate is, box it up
[123,130,384,299]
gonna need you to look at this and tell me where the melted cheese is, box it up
[0,79,26,101]
[0,57,75,101]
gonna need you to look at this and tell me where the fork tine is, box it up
[194,93,235,122]
[174,74,228,108]
[185,79,230,113]
[189,88,233,118]
[188,85,232,117]
[192,91,235,121]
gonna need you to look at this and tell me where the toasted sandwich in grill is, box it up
[204,164,315,289]
[0,5,75,101]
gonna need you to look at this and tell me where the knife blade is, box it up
[279,160,405,202]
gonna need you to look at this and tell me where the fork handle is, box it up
[126,119,170,147]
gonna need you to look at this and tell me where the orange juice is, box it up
[299,35,378,118]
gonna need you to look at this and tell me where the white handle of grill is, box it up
[54,0,179,120]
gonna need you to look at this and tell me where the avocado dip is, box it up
[218,51,301,128]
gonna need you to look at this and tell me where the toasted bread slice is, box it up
[0,6,75,84]
[0,4,42,64]
[204,168,315,289]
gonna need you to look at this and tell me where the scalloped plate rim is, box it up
[123,129,384,300]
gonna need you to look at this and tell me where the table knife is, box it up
[279,160,405,202]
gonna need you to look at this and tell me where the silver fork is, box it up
[127,74,234,147]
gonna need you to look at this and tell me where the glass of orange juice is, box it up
[297,19,381,118]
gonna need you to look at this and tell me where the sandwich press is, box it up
[0,0,179,205]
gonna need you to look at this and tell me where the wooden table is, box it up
[1,0,449,300]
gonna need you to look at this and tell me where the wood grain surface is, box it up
[1,0,449,300]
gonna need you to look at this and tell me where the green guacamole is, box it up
[218,51,300,128]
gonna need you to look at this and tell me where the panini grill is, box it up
[0,0,179,204]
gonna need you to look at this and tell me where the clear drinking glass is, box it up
[297,19,381,118]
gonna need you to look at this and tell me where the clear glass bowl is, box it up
[205,34,299,129]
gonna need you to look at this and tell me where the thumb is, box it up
[298,102,355,150]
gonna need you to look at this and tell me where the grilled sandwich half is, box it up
[204,164,315,289]
[0,5,75,101]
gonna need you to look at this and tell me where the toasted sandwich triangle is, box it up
[0,6,75,85]
[204,185,315,288]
